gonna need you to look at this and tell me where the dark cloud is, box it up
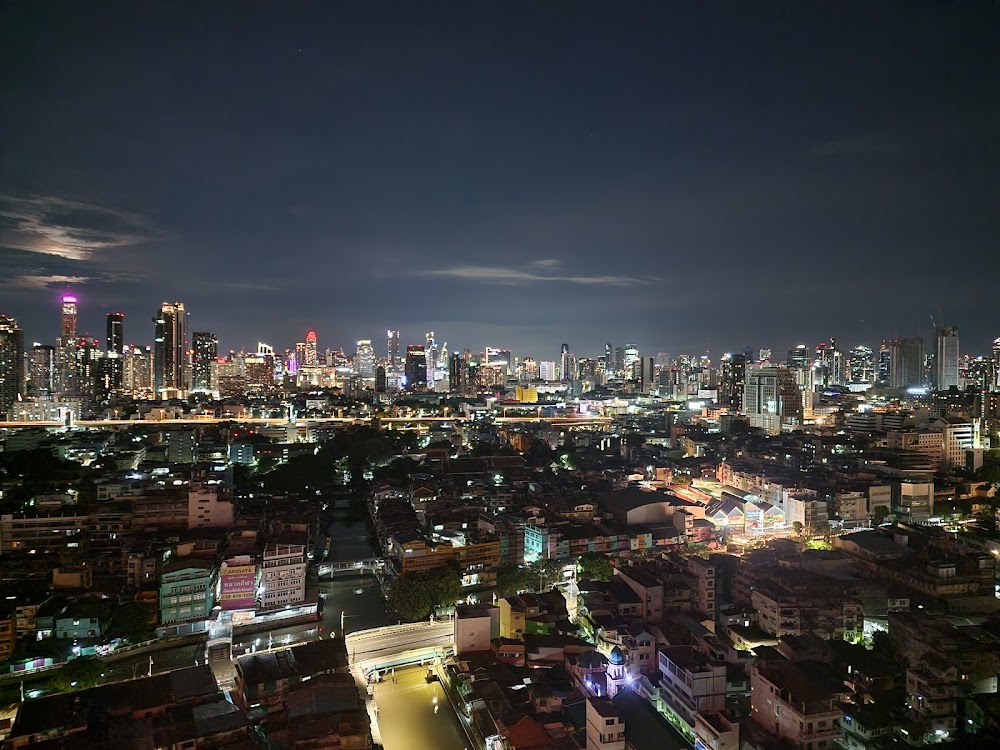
[0,0,997,357]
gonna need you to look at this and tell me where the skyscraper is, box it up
[57,294,78,394]
[848,345,874,384]
[890,338,924,389]
[0,315,25,416]
[154,302,187,394]
[623,344,639,380]
[560,343,569,380]
[355,339,376,379]
[192,332,218,392]
[304,330,318,366]
[719,353,747,411]
[935,326,960,390]
[387,329,400,369]
[405,345,427,388]
[105,312,125,392]
[743,366,802,434]
[30,344,55,396]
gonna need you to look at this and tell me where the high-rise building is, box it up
[539,361,558,382]
[786,345,810,369]
[877,341,892,385]
[623,344,639,380]
[521,357,539,381]
[848,345,874,384]
[192,332,218,392]
[56,294,78,394]
[405,345,427,388]
[560,343,570,380]
[29,344,55,396]
[743,366,802,434]
[355,339,376,379]
[153,302,187,394]
[123,345,154,396]
[387,329,400,370]
[890,338,924,389]
[614,347,625,377]
[304,330,318,366]
[935,326,960,390]
[104,313,125,392]
[719,353,747,411]
[0,315,25,416]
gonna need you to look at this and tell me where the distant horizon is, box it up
[3,287,998,365]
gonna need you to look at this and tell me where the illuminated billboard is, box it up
[219,558,257,611]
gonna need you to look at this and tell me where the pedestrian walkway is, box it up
[352,664,383,746]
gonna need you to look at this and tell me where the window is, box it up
[605,719,615,726]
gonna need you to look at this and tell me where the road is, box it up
[347,621,454,664]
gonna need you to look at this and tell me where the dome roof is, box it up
[608,646,625,665]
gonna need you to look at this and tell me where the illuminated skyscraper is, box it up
[304,330,318,366]
[153,301,187,393]
[355,339,376,379]
[935,326,959,390]
[57,294,78,394]
[743,366,802,434]
[387,329,400,369]
[405,345,427,388]
[848,345,874,384]
[105,313,125,392]
[192,332,218,392]
[30,344,55,396]
[623,344,639,379]
[560,343,569,380]
[0,315,25,416]
[719,353,747,411]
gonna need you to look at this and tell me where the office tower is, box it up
[605,343,613,373]
[637,357,654,392]
[759,349,772,364]
[425,332,437,383]
[993,337,1000,390]
[405,345,427,388]
[192,332,218,392]
[890,338,924,389]
[56,294,78,394]
[560,343,569,380]
[153,302,187,393]
[497,349,513,377]
[877,341,892,384]
[387,329,400,369]
[75,336,101,399]
[375,365,387,393]
[244,343,275,395]
[123,345,153,395]
[623,344,639,379]
[743,366,802,434]
[786,345,810,369]
[304,330,318,366]
[103,312,125,392]
[449,352,466,394]
[30,344,56,396]
[522,357,539,382]
[719,353,747,411]
[355,339,376,379]
[848,345,874,384]
[539,361,557,382]
[0,315,25,416]
[935,326,960,390]
[613,347,625,377]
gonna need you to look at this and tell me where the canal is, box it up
[375,665,471,750]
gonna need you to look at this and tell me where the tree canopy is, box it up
[388,563,462,622]
[577,552,614,581]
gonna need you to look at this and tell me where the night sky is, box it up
[1,1,998,360]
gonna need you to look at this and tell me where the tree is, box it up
[51,656,105,693]
[388,564,462,622]
[495,566,534,598]
[791,521,804,536]
[108,602,155,642]
[577,553,614,582]
[872,506,891,526]
[527,559,563,591]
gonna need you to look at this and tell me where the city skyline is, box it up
[1,2,998,354]
[4,288,1000,367]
